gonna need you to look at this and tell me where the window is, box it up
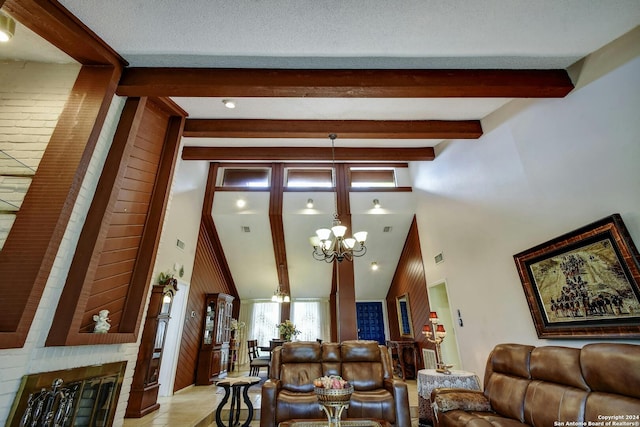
[248,302,280,347]
[291,300,331,342]
[222,168,270,187]
[350,169,396,188]
[286,169,333,188]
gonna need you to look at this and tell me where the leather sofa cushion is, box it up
[523,381,588,426]
[472,413,528,427]
[322,342,340,361]
[341,340,384,390]
[342,361,384,390]
[584,393,640,421]
[281,341,322,363]
[529,346,588,390]
[347,389,396,423]
[322,342,341,376]
[438,410,495,427]
[280,363,323,393]
[581,343,640,399]
[341,340,382,362]
[485,373,529,422]
[276,390,324,423]
[489,344,533,380]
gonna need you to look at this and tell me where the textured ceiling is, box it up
[56,1,640,69]
[4,1,639,301]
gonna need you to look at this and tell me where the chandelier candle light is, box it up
[309,134,368,263]
[422,311,453,374]
[272,264,290,303]
[271,285,290,303]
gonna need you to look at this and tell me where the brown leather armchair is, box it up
[260,340,411,427]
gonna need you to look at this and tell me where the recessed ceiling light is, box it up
[371,262,379,271]
[222,99,236,109]
[306,198,314,209]
[236,199,246,208]
[373,199,381,209]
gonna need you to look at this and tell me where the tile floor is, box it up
[123,365,421,427]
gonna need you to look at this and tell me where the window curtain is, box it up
[237,300,280,367]
[291,299,331,343]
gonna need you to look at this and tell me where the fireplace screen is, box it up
[7,361,126,427]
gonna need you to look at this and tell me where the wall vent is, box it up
[422,349,437,370]
[241,226,251,233]
[435,252,444,264]
[383,226,392,233]
[176,239,185,250]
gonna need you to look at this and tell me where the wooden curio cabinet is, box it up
[196,293,234,385]
[126,279,178,418]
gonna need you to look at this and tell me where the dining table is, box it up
[259,339,286,358]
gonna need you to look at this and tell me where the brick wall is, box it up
[0,61,80,249]
[0,61,140,427]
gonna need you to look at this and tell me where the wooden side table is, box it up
[386,340,418,380]
[417,369,480,426]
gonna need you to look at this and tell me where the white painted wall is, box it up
[411,54,640,381]
[151,155,208,395]
[152,156,208,284]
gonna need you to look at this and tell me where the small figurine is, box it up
[93,309,111,333]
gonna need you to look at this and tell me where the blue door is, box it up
[356,302,386,344]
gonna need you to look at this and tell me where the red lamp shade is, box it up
[429,311,439,320]
[436,324,446,338]
[422,324,431,334]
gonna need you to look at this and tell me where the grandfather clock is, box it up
[126,279,178,418]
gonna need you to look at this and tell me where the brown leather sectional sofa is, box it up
[260,340,411,427]
[431,343,640,427]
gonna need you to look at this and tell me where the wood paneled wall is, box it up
[81,101,168,331]
[386,216,432,367]
[46,97,184,346]
[173,221,235,392]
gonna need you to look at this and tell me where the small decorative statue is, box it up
[93,309,111,333]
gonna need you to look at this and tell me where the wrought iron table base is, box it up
[215,376,260,427]
[319,402,349,427]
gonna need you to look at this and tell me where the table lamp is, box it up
[422,311,453,374]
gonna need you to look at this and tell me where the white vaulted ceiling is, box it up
[3,1,639,300]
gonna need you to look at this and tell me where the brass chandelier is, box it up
[309,134,368,263]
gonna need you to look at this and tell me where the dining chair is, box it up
[247,339,270,377]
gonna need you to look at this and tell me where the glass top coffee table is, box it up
[278,419,390,427]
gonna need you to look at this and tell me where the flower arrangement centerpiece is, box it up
[277,319,301,341]
[230,318,245,331]
[313,375,354,403]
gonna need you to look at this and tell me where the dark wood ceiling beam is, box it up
[183,119,482,139]
[117,68,574,98]
[182,146,435,161]
[3,0,126,68]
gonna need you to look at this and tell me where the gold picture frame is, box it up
[514,214,640,338]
